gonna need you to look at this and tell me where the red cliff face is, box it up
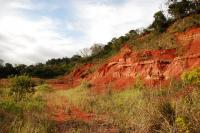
[58,28,200,91]
[89,28,200,92]
[89,45,177,92]
[164,28,200,79]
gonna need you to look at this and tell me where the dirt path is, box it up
[47,96,95,122]
[45,90,119,133]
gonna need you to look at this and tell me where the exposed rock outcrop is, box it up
[51,28,200,91]
[90,45,177,91]
[164,28,200,79]
[89,28,200,91]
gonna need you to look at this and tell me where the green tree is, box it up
[151,11,168,32]
[168,0,192,19]
[5,63,13,68]
[15,64,27,74]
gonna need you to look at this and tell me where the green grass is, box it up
[129,31,177,50]
[168,14,200,33]
[59,85,158,132]
[127,14,200,51]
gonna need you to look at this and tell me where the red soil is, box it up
[88,45,177,91]
[165,28,200,78]
[48,27,200,92]
[89,28,200,92]
[47,96,95,122]
[46,92,119,132]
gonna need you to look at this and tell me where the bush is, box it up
[181,67,200,85]
[9,75,35,101]
[175,116,190,133]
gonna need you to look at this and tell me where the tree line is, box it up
[0,44,106,79]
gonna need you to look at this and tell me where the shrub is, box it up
[175,116,189,133]
[181,67,200,85]
[9,75,35,101]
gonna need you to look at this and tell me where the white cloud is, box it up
[0,15,77,64]
[71,0,166,44]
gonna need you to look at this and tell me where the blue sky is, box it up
[0,0,166,65]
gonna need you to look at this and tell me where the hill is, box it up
[49,16,200,91]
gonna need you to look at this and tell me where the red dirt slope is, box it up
[89,28,200,92]
[164,27,200,78]
[49,27,200,92]
[90,45,177,92]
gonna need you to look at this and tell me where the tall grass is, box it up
[59,81,200,132]
[0,84,55,133]
[1,77,199,132]
[168,14,200,33]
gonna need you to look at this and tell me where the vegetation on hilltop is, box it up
[0,0,199,79]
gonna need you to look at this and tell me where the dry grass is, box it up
[1,78,199,132]
[60,81,200,132]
